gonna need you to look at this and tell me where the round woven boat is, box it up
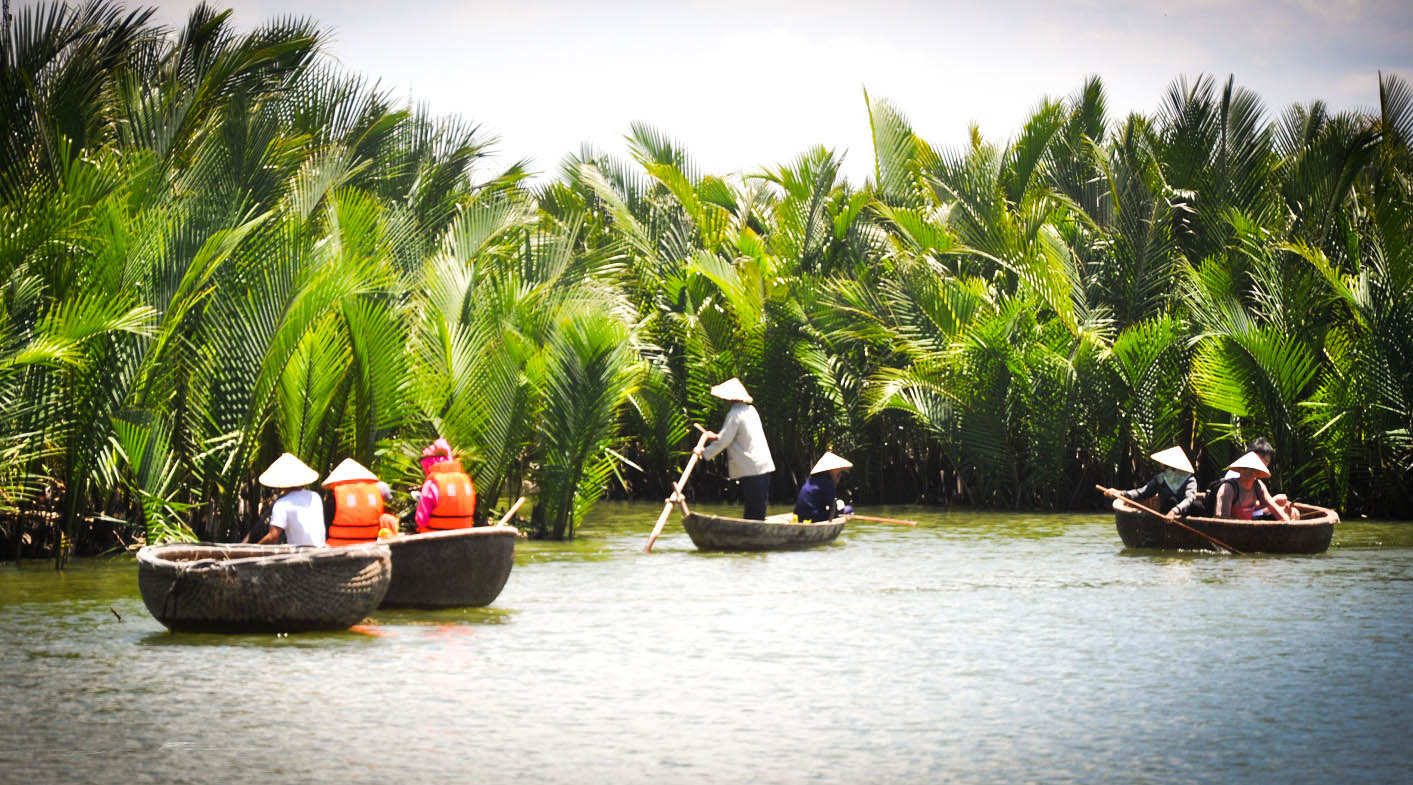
[137,543,391,633]
[1112,498,1339,554]
[379,525,517,608]
[682,512,844,552]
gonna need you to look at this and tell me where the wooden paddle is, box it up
[645,426,713,553]
[1097,485,1243,555]
[845,513,918,526]
[496,496,526,527]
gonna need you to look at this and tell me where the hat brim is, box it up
[1149,446,1194,474]
[259,453,319,488]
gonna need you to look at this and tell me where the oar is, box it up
[845,513,918,527]
[495,497,526,527]
[1097,485,1242,555]
[645,426,713,553]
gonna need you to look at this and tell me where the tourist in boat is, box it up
[322,458,401,546]
[1213,452,1291,522]
[1115,446,1200,519]
[695,377,775,520]
[254,452,326,546]
[1219,437,1299,520]
[793,451,855,523]
[415,437,477,532]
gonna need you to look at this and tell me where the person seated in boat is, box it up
[794,452,855,523]
[254,452,326,546]
[415,437,477,532]
[322,458,402,546]
[695,377,775,521]
[1114,446,1200,520]
[1219,437,1299,520]
[1213,452,1291,522]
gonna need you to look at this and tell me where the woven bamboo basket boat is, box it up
[137,543,391,633]
[379,525,517,608]
[1112,498,1339,554]
[682,512,844,552]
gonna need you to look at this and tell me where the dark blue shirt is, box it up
[794,472,849,522]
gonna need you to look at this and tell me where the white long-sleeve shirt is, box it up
[702,402,775,479]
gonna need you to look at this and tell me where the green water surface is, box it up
[1,503,1410,785]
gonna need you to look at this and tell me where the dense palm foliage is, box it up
[3,4,1410,563]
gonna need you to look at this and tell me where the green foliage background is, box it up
[2,3,1410,557]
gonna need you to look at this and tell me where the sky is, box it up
[133,0,1412,184]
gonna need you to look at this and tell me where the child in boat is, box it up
[1220,437,1299,520]
[1213,452,1290,522]
[793,452,854,523]
[1114,446,1200,519]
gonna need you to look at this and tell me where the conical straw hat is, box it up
[322,457,378,487]
[1226,451,1271,478]
[258,452,318,488]
[810,451,854,474]
[709,377,753,403]
[1149,446,1194,474]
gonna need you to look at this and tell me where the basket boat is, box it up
[1112,498,1339,554]
[379,525,517,608]
[137,543,391,633]
[682,512,844,552]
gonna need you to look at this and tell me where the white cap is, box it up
[1149,446,1194,474]
[709,377,753,403]
[1226,451,1271,478]
[810,451,854,474]
[258,453,318,488]
[322,457,378,487]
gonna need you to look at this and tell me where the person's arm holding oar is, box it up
[645,427,712,553]
[1098,485,1243,554]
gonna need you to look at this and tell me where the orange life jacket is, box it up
[425,458,475,530]
[327,479,383,546]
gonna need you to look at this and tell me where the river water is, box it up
[1,503,1410,785]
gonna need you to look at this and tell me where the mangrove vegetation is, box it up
[2,2,1411,560]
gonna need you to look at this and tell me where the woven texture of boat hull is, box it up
[379,526,517,608]
[682,513,844,551]
[137,543,391,633]
[1113,499,1338,554]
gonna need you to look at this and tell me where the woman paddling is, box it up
[1115,446,1200,520]
[696,378,775,520]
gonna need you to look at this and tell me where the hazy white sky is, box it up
[137,0,1411,184]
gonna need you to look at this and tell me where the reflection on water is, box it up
[1,502,1411,785]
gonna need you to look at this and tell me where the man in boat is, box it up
[1213,452,1291,522]
[696,377,775,520]
[1218,437,1299,520]
[254,452,326,546]
[793,452,854,522]
[1114,446,1200,520]
[415,437,477,532]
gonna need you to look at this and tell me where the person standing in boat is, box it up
[415,437,477,532]
[1219,437,1299,520]
[1114,446,1200,520]
[1214,452,1291,522]
[794,452,855,523]
[696,377,775,520]
[254,452,326,546]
